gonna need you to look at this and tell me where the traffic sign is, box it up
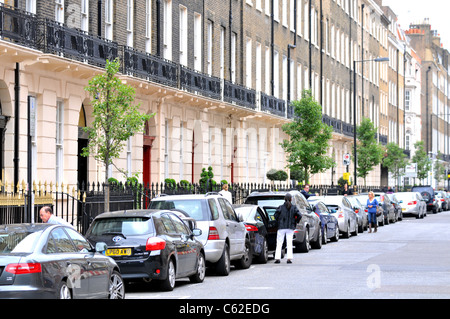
[343,153,350,166]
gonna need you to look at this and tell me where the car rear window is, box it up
[150,199,209,221]
[245,196,285,207]
[0,231,42,254]
[88,217,154,237]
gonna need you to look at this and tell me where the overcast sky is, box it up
[382,0,450,50]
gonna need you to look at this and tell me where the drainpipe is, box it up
[426,66,431,154]
[271,0,274,96]
[97,0,102,37]
[156,0,161,57]
[229,0,233,81]
[14,63,19,193]
[308,0,312,88]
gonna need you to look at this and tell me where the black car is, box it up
[233,204,277,263]
[411,186,438,214]
[86,209,205,291]
[244,191,322,252]
[0,223,124,299]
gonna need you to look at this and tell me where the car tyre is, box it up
[256,238,269,264]
[108,270,125,299]
[311,226,322,249]
[331,225,339,242]
[216,243,231,276]
[343,221,351,238]
[189,252,206,283]
[296,228,310,253]
[58,280,72,299]
[160,259,176,291]
[235,238,252,269]
[322,226,328,245]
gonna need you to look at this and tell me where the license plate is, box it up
[402,208,406,211]
[106,248,131,256]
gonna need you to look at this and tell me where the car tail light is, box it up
[338,211,344,218]
[208,227,220,240]
[408,201,417,205]
[5,263,42,275]
[245,224,259,232]
[441,199,445,202]
[146,237,166,251]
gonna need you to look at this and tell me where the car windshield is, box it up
[150,199,209,221]
[395,193,413,201]
[245,196,285,208]
[234,207,254,220]
[0,231,42,254]
[88,217,154,237]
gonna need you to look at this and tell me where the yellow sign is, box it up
[343,172,350,181]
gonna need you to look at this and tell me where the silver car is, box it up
[149,194,250,276]
[309,195,358,238]
[395,192,426,218]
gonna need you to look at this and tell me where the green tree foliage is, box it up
[382,142,408,187]
[355,117,384,186]
[281,90,334,184]
[411,141,431,184]
[83,58,153,210]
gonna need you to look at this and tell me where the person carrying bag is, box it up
[367,191,379,233]
[274,193,302,264]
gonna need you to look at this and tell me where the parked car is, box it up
[394,192,426,219]
[233,204,276,263]
[86,209,205,291]
[0,223,124,299]
[244,191,322,252]
[346,195,368,232]
[411,186,438,214]
[360,192,396,224]
[307,199,340,243]
[308,195,358,238]
[354,194,385,226]
[386,193,402,222]
[149,194,251,275]
[435,191,449,212]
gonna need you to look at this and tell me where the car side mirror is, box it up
[95,242,107,253]
[192,228,202,237]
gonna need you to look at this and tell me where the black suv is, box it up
[411,186,438,214]
[244,191,322,252]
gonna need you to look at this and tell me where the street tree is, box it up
[83,58,153,211]
[382,142,408,188]
[434,151,447,187]
[355,117,384,187]
[411,141,431,184]
[281,90,335,184]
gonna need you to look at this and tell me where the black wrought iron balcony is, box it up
[342,121,354,137]
[0,3,40,49]
[180,66,221,100]
[44,19,118,68]
[260,92,286,117]
[378,134,388,145]
[223,80,256,110]
[122,46,178,88]
[322,114,342,133]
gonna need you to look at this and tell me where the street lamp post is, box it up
[353,57,389,193]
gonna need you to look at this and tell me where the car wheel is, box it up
[256,238,269,264]
[108,270,125,299]
[189,252,206,283]
[160,259,176,291]
[296,228,310,253]
[235,238,252,269]
[322,226,328,245]
[311,226,322,249]
[58,280,72,299]
[343,221,351,238]
[331,225,339,242]
[216,243,231,276]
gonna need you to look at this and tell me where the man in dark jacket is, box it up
[274,193,302,264]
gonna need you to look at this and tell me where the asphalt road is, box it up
[126,211,450,300]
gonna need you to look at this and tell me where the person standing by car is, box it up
[274,193,302,264]
[219,183,233,203]
[301,184,316,199]
[341,183,353,196]
[39,206,75,229]
[367,192,378,233]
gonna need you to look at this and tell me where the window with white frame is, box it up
[206,20,213,75]
[194,13,202,71]
[274,51,279,98]
[56,100,64,185]
[256,42,262,93]
[265,46,270,93]
[220,27,225,79]
[81,0,89,32]
[231,32,236,82]
[246,37,252,88]
[127,0,134,47]
[105,0,113,40]
[145,0,152,52]
[163,0,172,60]
[179,6,188,66]
[26,0,36,14]
[55,0,64,24]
